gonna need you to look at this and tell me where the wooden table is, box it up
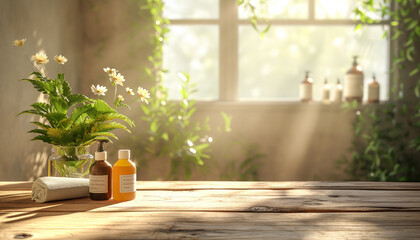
[1,181,420,239]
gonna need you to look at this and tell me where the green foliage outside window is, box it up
[126,0,227,180]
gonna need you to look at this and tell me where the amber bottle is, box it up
[344,56,364,102]
[89,140,112,200]
[368,74,380,103]
[113,150,136,201]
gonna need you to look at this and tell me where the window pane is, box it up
[316,0,388,20]
[163,0,219,19]
[239,0,308,19]
[238,25,389,101]
[163,25,219,100]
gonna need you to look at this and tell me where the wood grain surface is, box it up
[1,181,420,239]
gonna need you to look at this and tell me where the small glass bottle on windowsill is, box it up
[344,56,364,103]
[368,74,380,104]
[300,71,313,102]
[321,78,330,104]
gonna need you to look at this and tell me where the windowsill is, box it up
[194,100,388,112]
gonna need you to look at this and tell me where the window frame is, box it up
[167,0,392,102]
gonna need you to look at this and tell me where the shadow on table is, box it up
[0,184,119,225]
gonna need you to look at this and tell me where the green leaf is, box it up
[68,94,91,106]
[93,99,116,114]
[186,108,196,119]
[31,135,52,143]
[415,84,420,98]
[407,20,418,30]
[28,129,47,135]
[31,121,50,130]
[46,128,63,141]
[70,104,92,123]
[58,74,72,97]
[150,119,159,133]
[381,30,388,39]
[99,112,135,127]
[49,96,68,114]
[161,132,169,141]
[406,46,414,62]
[409,67,419,77]
[93,122,131,134]
[30,71,44,79]
[194,143,209,152]
[221,112,232,132]
[45,112,68,127]
[18,109,42,116]
[90,132,118,140]
[31,102,51,114]
[22,79,53,94]
[141,104,151,115]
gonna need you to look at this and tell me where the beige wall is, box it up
[1,0,355,181]
[81,0,353,181]
[0,0,83,180]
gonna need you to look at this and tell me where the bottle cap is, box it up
[95,151,107,161]
[118,149,130,159]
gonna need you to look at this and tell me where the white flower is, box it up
[91,84,107,96]
[117,95,124,101]
[54,55,67,65]
[109,72,125,86]
[137,87,150,104]
[13,38,26,47]
[126,87,134,95]
[103,67,117,75]
[32,52,49,65]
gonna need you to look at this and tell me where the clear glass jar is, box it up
[48,145,94,178]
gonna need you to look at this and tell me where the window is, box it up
[162,0,390,101]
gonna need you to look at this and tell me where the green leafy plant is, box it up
[138,73,217,180]
[13,39,153,147]
[19,71,133,146]
[340,0,420,181]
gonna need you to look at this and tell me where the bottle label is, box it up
[368,85,380,101]
[89,175,108,193]
[300,83,312,100]
[120,174,136,193]
[344,74,364,98]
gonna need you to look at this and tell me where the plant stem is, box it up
[114,84,118,100]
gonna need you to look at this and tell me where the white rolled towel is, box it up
[31,177,89,203]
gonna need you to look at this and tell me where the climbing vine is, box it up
[341,0,420,181]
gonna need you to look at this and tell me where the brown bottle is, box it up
[344,56,364,102]
[89,140,112,200]
[368,74,380,103]
[300,71,313,102]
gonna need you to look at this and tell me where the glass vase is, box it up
[48,145,94,178]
